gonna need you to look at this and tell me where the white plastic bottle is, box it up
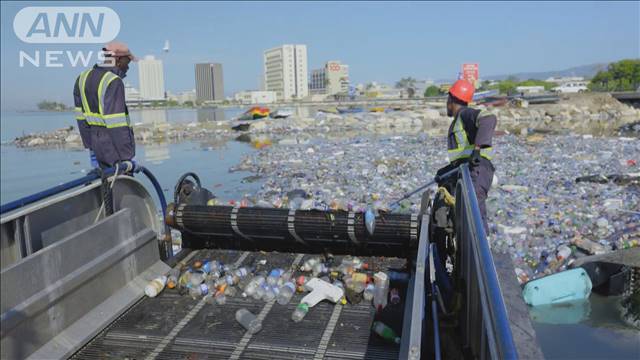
[373,272,389,311]
[145,276,168,298]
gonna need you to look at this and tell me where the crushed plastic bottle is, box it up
[236,308,262,334]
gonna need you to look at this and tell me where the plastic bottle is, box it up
[372,321,400,344]
[373,272,389,311]
[389,288,400,305]
[515,267,530,284]
[189,283,209,299]
[214,291,226,305]
[206,268,221,280]
[245,276,265,298]
[203,293,215,304]
[166,268,180,289]
[145,276,167,298]
[267,269,284,286]
[278,270,293,287]
[263,285,279,302]
[312,263,328,276]
[291,302,309,322]
[235,308,262,334]
[178,271,192,289]
[363,283,375,302]
[556,245,572,261]
[190,271,205,287]
[301,257,320,272]
[235,267,249,280]
[277,281,296,305]
[225,274,240,286]
[255,282,269,300]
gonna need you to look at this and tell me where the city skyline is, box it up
[1,1,639,109]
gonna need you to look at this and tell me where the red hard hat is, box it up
[449,80,475,103]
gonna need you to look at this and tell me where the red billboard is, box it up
[462,63,479,87]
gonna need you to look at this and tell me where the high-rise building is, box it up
[264,45,308,101]
[195,63,224,101]
[138,55,165,101]
[309,61,349,96]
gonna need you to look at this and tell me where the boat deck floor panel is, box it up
[72,250,406,360]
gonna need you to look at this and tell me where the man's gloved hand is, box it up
[435,163,457,184]
[470,149,482,168]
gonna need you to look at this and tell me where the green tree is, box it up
[183,100,194,107]
[395,77,417,89]
[498,80,518,95]
[589,59,640,92]
[424,85,442,97]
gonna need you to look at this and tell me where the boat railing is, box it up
[454,164,518,359]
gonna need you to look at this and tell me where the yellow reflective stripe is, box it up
[85,115,104,126]
[103,112,126,119]
[104,114,128,127]
[98,72,119,116]
[105,122,129,128]
[79,69,92,114]
[74,106,82,112]
[76,116,86,121]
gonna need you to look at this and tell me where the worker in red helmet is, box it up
[436,79,497,233]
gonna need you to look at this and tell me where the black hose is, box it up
[173,172,202,204]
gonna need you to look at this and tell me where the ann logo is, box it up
[14,7,120,43]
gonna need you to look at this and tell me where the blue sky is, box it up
[1,1,639,110]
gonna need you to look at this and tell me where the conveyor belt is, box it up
[167,205,420,257]
[72,250,407,360]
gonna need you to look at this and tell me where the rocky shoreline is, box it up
[9,93,640,149]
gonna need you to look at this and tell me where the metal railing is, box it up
[454,164,517,359]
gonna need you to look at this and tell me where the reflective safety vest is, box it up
[448,111,493,162]
[77,69,130,129]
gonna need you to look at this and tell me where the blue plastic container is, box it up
[523,267,592,306]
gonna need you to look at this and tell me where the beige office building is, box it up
[264,45,308,101]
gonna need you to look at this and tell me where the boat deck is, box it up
[72,249,408,360]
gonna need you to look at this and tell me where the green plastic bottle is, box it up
[372,321,400,344]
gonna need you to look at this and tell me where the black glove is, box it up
[470,149,482,168]
[435,163,458,184]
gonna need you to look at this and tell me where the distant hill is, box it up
[483,63,609,81]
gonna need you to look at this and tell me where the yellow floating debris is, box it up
[526,134,545,143]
